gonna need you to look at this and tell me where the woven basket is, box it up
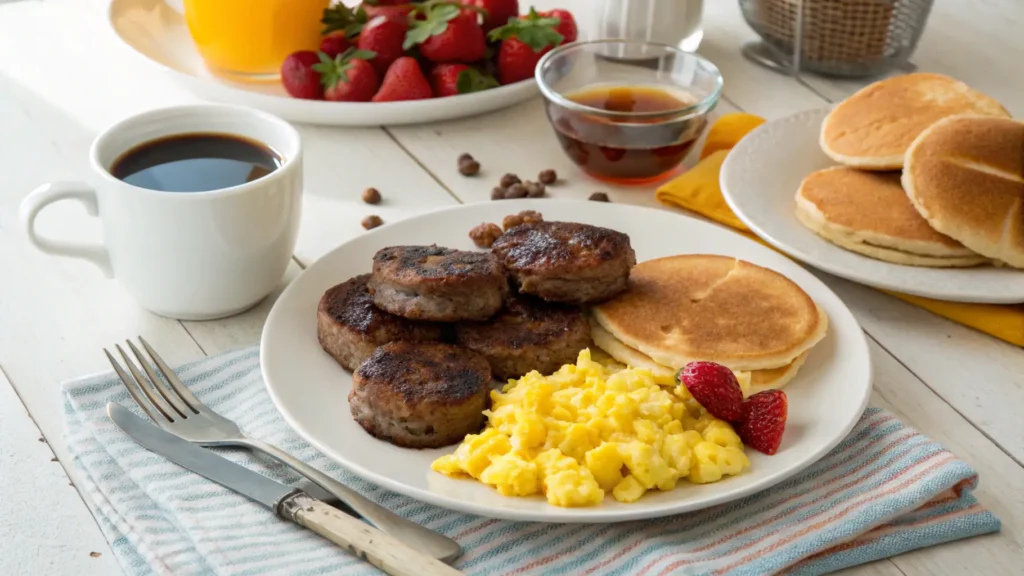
[739,0,934,77]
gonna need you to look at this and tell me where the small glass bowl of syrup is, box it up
[536,40,722,185]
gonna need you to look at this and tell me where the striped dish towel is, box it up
[63,346,999,576]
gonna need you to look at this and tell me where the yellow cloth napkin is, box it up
[656,113,1024,347]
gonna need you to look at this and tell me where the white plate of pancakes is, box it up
[260,200,872,522]
[721,73,1024,303]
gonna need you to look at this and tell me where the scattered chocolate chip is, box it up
[50,457,57,462]
[361,187,381,204]
[499,173,521,188]
[490,186,507,200]
[361,215,383,230]
[458,153,474,164]
[458,159,480,176]
[505,183,528,199]
[525,181,546,198]
[469,222,503,248]
[589,192,611,202]
[538,169,557,185]
[89,552,102,558]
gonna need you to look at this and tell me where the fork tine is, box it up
[126,340,189,419]
[139,336,202,414]
[105,348,159,423]
[116,344,176,422]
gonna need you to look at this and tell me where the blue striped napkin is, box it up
[63,346,999,576]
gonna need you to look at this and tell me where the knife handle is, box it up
[280,493,462,576]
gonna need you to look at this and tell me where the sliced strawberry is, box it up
[679,361,744,422]
[312,48,380,102]
[737,390,788,455]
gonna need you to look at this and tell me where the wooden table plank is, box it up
[0,368,120,575]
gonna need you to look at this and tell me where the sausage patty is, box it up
[317,274,444,371]
[349,341,491,448]
[490,221,636,304]
[455,293,592,381]
[368,245,508,321]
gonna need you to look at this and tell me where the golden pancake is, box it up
[820,73,1009,170]
[903,115,1024,269]
[590,320,809,397]
[794,167,988,267]
[591,255,827,372]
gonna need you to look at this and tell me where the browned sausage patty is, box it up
[490,221,636,304]
[317,275,444,371]
[368,245,508,321]
[455,293,592,381]
[349,342,491,448]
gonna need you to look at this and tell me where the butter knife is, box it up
[107,403,462,576]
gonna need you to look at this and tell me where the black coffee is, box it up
[111,133,282,192]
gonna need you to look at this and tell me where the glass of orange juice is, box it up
[184,0,330,81]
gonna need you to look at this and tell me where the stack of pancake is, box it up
[796,73,1024,269]
[590,255,828,397]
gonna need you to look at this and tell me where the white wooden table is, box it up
[1,0,1022,573]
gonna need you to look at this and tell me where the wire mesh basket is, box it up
[739,0,934,77]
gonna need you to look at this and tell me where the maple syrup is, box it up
[549,85,707,184]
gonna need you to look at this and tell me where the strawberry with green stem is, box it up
[404,2,487,63]
[488,7,564,85]
[312,48,380,102]
[320,3,369,37]
[430,63,499,97]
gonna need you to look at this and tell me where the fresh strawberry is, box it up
[312,49,380,102]
[409,8,487,63]
[540,8,577,44]
[319,31,353,59]
[320,3,369,37]
[470,0,519,31]
[367,0,407,5]
[489,8,564,84]
[280,51,323,100]
[737,390,788,455]
[358,15,409,77]
[679,361,744,422]
[362,3,414,21]
[372,57,433,102]
[430,63,499,97]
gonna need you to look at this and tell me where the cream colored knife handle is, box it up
[280,493,462,576]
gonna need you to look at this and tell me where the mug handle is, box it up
[20,182,114,278]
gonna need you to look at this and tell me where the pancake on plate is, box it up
[591,255,828,373]
[903,114,1024,269]
[820,73,1009,170]
[794,166,988,268]
[590,320,809,397]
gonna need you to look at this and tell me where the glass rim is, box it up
[535,39,724,120]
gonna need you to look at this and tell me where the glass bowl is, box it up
[536,39,723,185]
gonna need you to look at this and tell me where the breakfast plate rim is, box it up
[106,0,541,127]
[260,199,873,523]
[719,106,1024,304]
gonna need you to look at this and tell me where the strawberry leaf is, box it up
[456,68,499,94]
[403,3,460,50]
[487,7,563,52]
[312,48,377,88]
[321,4,369,37]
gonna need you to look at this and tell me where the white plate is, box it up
[108,0,540,126]
[720,107,1024,304]
[260,200,872,522]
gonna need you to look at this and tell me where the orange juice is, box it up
[184,0,329,79]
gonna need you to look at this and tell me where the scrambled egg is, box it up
[431,349,750,507]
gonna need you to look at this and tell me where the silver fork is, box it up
[105,336,462,564]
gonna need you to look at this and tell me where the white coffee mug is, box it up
[20,104,302,320]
